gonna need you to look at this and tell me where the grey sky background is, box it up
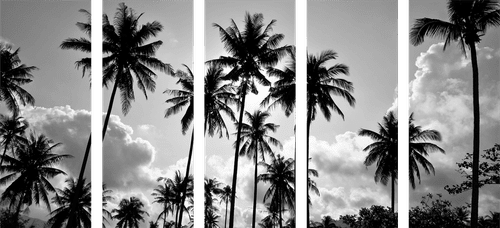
[1,0,498,227]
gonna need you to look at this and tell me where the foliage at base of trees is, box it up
[337,202,493,228]
[339,205,397,228]
[445,144,500,194]
[409,194,469,228]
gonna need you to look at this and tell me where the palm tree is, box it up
[0,132,70,219]
[311,216,338,228]
[152,180,176,228]
[409,113,445,189]
[157,171,194,227]
[62,4,172,227]
[219,185,232,228]
[358,111,398,213]
[261,203,282,228]
[307,50,355,224]
[0,113,28,167]
[210,12,290,228]
[47,178,91,228]
[236,110,282,228]
[307,166,320,208]
[205,209,221,228]
[103,184,114,228]
[164,64,237,228]
[258,154,295,228]
[360,112,447,212]
[0,43,37,115]
[112,197,150,228]
[204,178,223,210]
[410,1,500,225]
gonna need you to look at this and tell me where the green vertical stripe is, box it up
[92,0,102,228]
[295,0,307,228]
[194,0,205,228]
[398,0,408,228]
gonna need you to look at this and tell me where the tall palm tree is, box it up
[236,110,282,228]
[258,154,295,228]
[311,216,338,228]
[157,171,194,227]
[307,50,355,224]
[0,132,70,219]
[360,112,447,212]
[62,4,172,227]
[219,185,232,228]
[410,1,500,225]
[409,113,445,189]
[113,197,150,228]
[47,178,91,228]
[0,43,37,115]
[164,64,237,228]
[358,111,398,213]
[0,113,28,167]
[152,180,176,228]
[210,12,290,228]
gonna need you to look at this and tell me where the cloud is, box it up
[409,42,500,214]
[17,105,194,227]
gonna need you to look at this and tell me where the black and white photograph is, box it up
[307,0,398,227]
[205,0,296,228]
[2,0,193,227]
[409,0,499,227]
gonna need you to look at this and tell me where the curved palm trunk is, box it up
[252,149,258,228]
[306,105,313,228]
[176,127,194,228]
[175,203,181,227]
[278,197,283,228]
[0,145,9,168]
[391,173,395,213]
[178,118,208,228]
[163,205,168,228]
[224,198,229,228]
[469,43,480,228]
[67,79,120,228]
[229,82,248,228]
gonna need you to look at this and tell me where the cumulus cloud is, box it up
[409,42,500,214]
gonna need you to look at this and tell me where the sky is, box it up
[0,0,497,227]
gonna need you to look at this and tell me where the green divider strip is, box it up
[194,0,205,228]
[92,0,102,228]
[295,0,307,228]
[398,0,408,228]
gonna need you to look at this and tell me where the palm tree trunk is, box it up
[67,79,120,228]
[306,105,313,228]
[164,206,168,228]
[391,173,395,213]
[229,82,248,228]
[177,129,194,228]
[469,42,480,228]
[279,198,283,228]
[0,145,9,168]
[252,149,258,228]
[175,204,180,228]
[225,198,229,228]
